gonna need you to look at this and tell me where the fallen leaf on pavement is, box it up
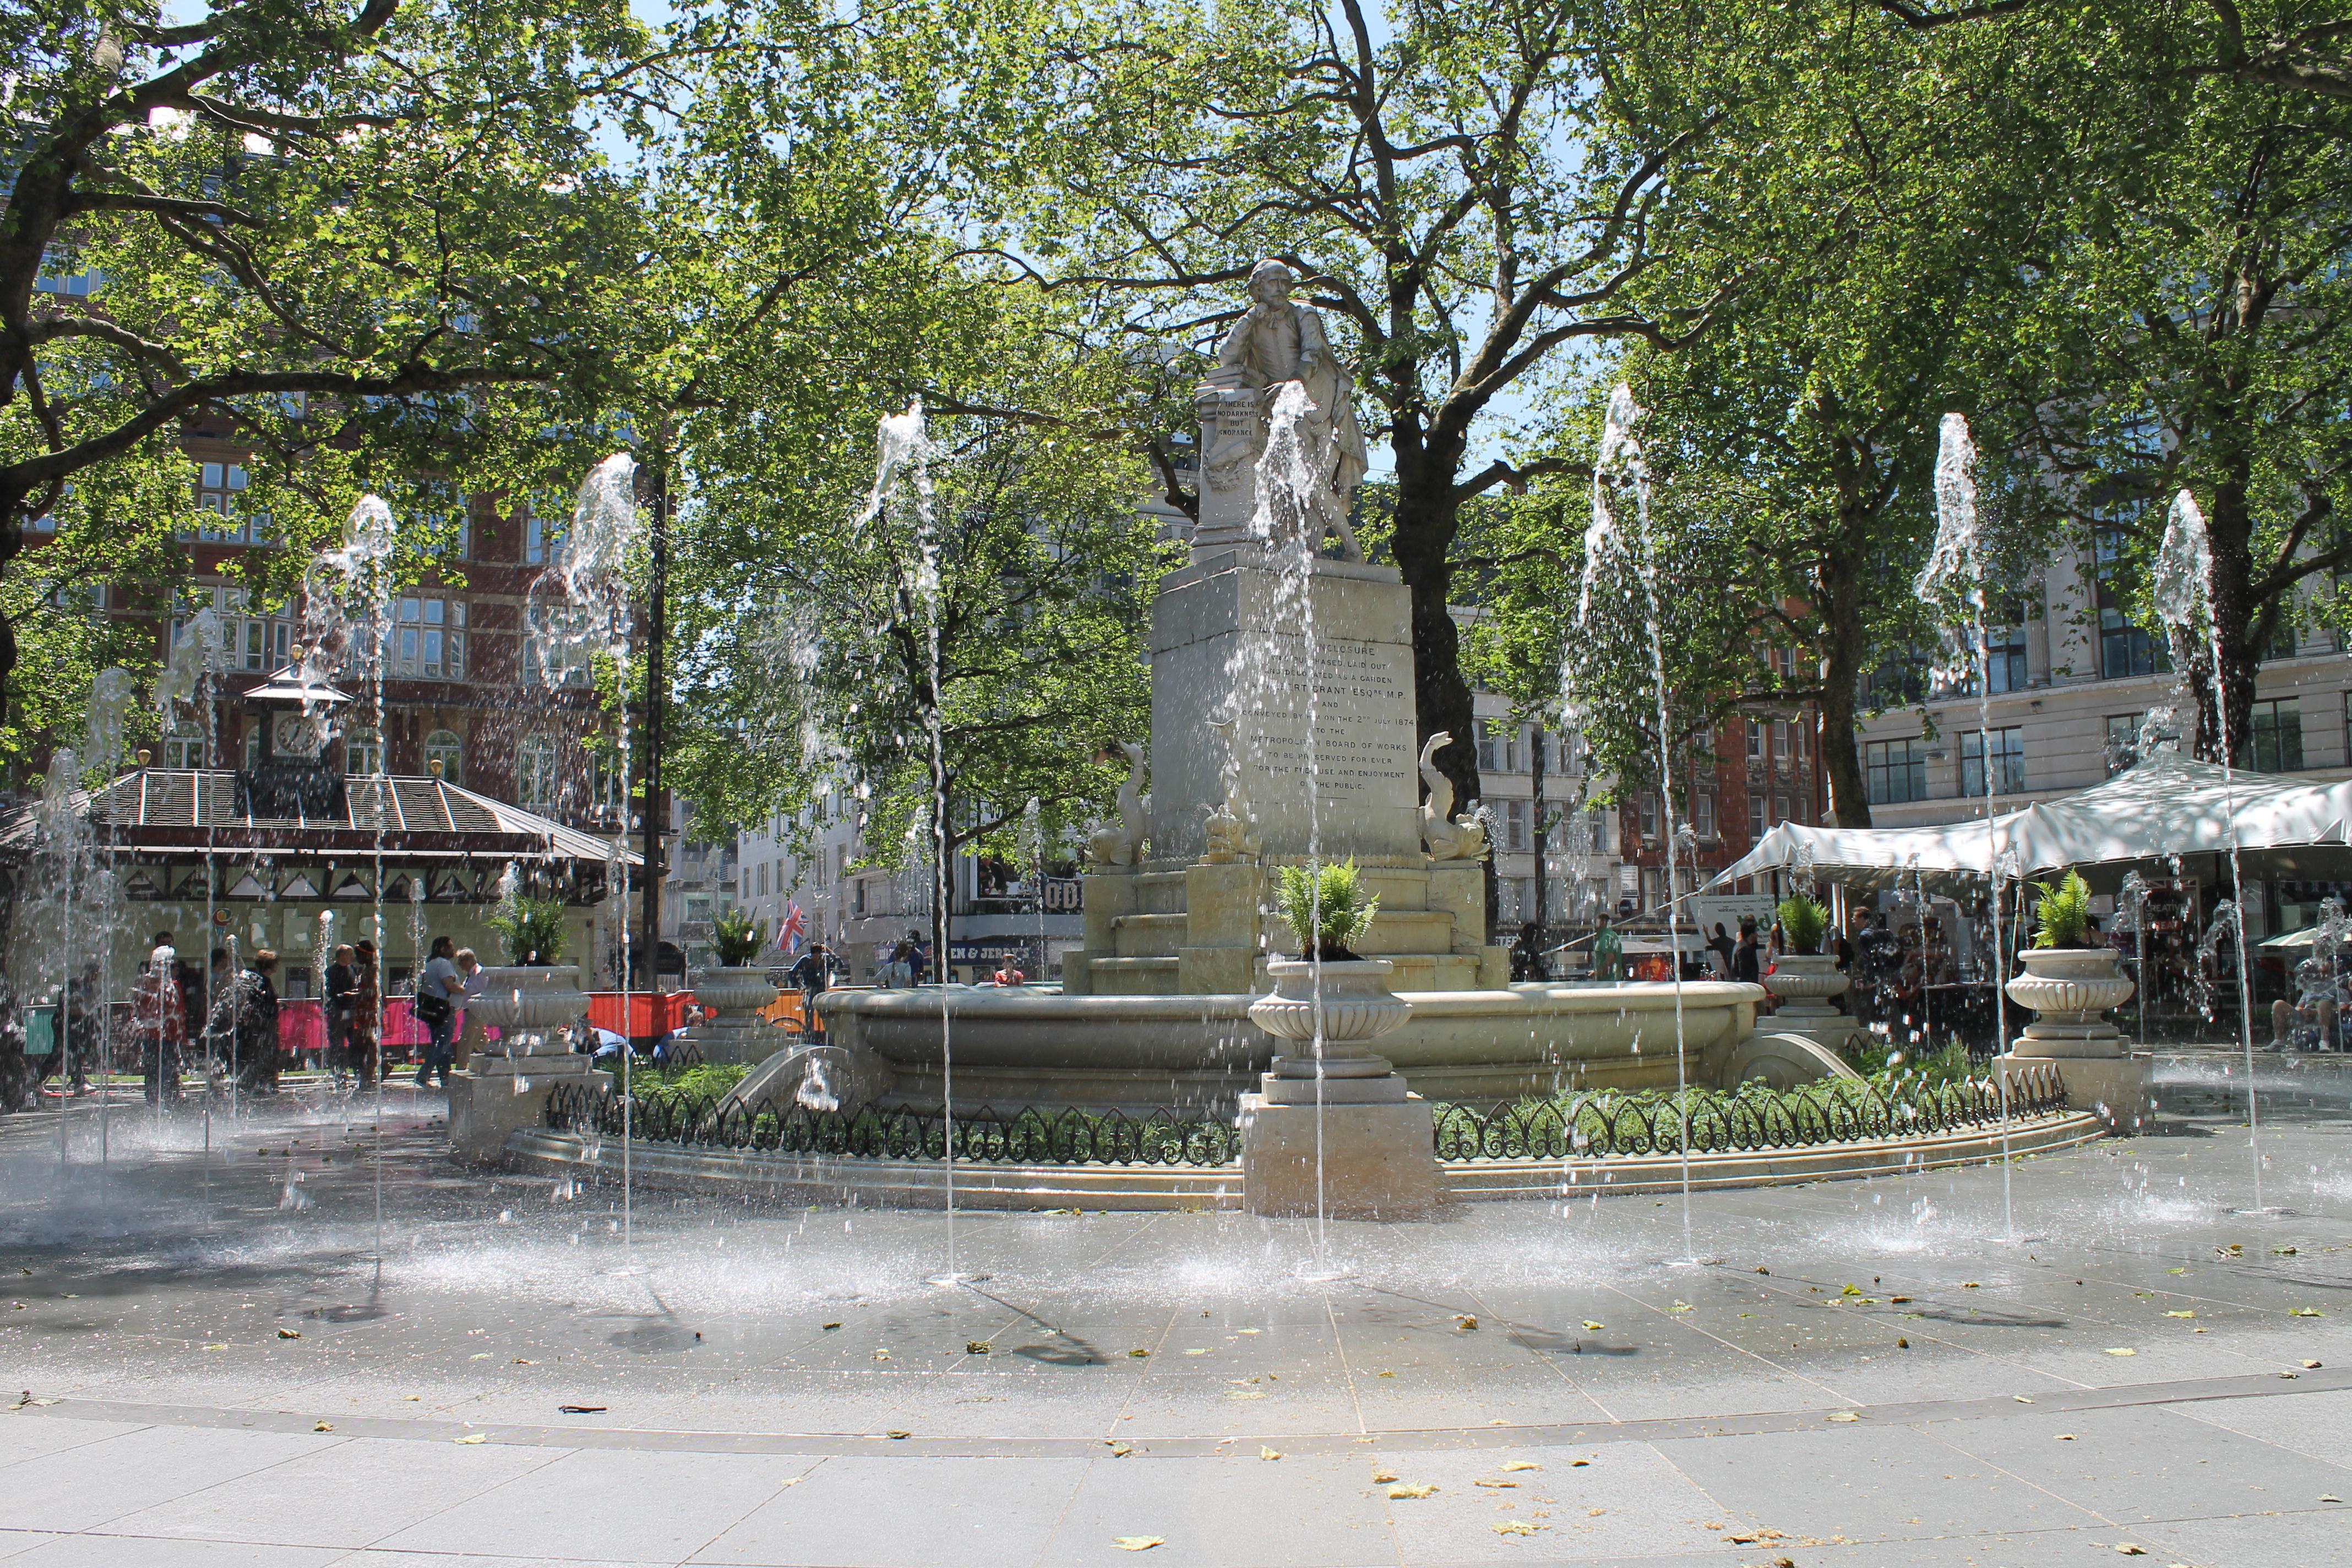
[1108,1442,1133,1458]
[2104,1347,2137,1355]
[1491,1521,1542,1536]
[2115,1546,2147,1556]
[2164,1311,2195,1319]
[2290,1307,2324,1317]
[2056,1433,2077,1441]
[1224,1390,1265,1400]
[886,1430,911,1440]
[454,1433,487,1445]
[1825,1411,1860,1423]
[312,1421,332,1431]
[1371,1471,1397,1483]
[277,1329,300,1340]
[1259,1446,1282,1461]
[1474,1479,1517,1489]
[1502,1461,1540,1472]
[1112,1537,1163,1551]
[1388,1484,1438,1499]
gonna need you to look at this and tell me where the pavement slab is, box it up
[0,1066,2343,1567]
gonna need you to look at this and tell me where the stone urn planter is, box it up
[2003,947,2136,1055]
[1761,952,1860,1048]
[690,967,781,1019]
[685,966,788,1065]
[1247,959,1413,1104]
[464,963,590,1055]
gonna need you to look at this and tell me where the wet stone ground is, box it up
[0,1050,2346,1567]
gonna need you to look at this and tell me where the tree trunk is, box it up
[1388,453,1479,816]
[1814,440,1877,829]
[2198,465,2262,766]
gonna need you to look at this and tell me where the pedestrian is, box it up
[787,943,830,1038]
[415,935,461,1090]
[1732,919,1762,984]
[349,940,380,1088]
[61,960,102,1095]
[1708,922,1736,978]
[211,950,281,1095]
[132,944,186,1106]
[886,935,914,989]
[910,933,931,987]
[324,944,358,1087]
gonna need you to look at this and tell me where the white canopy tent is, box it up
[1706,750,2352,894]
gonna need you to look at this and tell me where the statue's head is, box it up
[1248,258,1294,304]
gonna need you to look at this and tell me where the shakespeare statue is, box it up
[1193,259,1371,560]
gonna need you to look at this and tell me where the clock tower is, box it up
[237,665,354,821]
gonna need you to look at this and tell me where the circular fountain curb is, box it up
[502,1109,2108,1211]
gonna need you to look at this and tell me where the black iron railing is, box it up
[542,1081,1242,1167]
[542,1064,2070,1170]
[1431,1061,2069,1162]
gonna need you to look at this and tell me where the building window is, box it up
[1692,790,1716,841]
[1959,726,2027,796]
[172,585,290,673]
[162,724,208,770]
[2241,699,2304,773]
[1746,720,1763,762]
[389,597,466,680]
[518,731,559,809]
[1478,719,1523,773]
[1865,656,1928,707]
[422,728,464,783]
[1638,792,1659,844]
[1749,792,1767,838]
[1866,737,1929,805]
[179,462,273,545]
[344,727,382,776]
[526,508,564,566]
[1502,798,1529,852]
[2262,611,2299,662]
[2105,712,2144,775]
[2095,527,2168,679]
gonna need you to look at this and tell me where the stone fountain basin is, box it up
[818,979,1765,1110]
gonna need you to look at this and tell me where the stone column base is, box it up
[1999,1048,2149,1134]
[1237,1091,1442,1218]
[449,1062,607,1166]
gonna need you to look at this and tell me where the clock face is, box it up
[273,712,328,758]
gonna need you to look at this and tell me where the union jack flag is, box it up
[778,902,808,955]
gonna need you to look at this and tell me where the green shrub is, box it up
[2030,868,2096,949]
[711,907,766,966]
[1275,858,1380,960]
[485,895,567,966]
[1777,895,1828,956]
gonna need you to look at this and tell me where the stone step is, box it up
[1135,874,1193,914]
[1349,910,1456,956]
[1085,955,1182,996]
[1112,912,1190,957]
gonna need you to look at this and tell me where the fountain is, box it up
[813,266,1780,1216]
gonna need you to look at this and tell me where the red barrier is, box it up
[585,991,698,1041]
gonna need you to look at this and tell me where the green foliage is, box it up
[486,897,568,967]
[0,0,672,757]
[2030,869,2097,950]
[1274,858,1379,960]
[1777,896,1827,957]
[711,908,766,967]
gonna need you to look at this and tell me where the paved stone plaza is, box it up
[0,1055,2346,1568]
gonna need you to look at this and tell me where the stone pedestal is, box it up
[449,1052,605,1165]
[1761,954,1863,1050]
[1238,959,1441,1215]
[1238,1094,1441,1217]
[1997,1050,2149,1131]
[2002,948,2148,1130]
[1148,549,1420,864]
